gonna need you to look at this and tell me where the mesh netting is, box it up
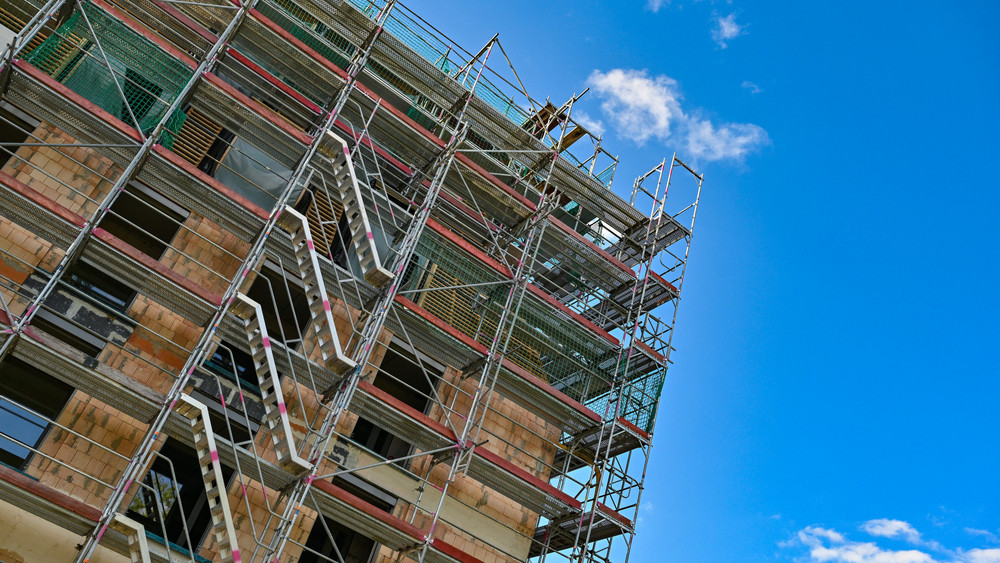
[258,0,354,71]
[25,2,193,133]
[586,367,666,434]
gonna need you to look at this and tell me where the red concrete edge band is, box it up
[226,50,323,115]
[525,284,619,347]
[357,380,457,442]
[350,80,447,149]
[248,9,350,82]
[89,0,198,69]
[332,119,414,176]
[0,463,102,522]
[634,341,666,364]
[152,144,270,220]
[14,59,144,144]
[548,217,635,278]
[473,446,581,509]
[312,479,426,541]
[439,192,500,233]
[425,218,511,278]
[596,501,633,528]
[92,227,223,306]
[0,171,87,228]
[393,296,490,355]
[202,72,313,145]
[151,0,218,43]
[429,538,486,563]
[454,153,536,211]
[648,270,679,294]
[616,417,650,441]
[500,358,601,424]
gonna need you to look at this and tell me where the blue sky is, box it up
[406,1,999,561]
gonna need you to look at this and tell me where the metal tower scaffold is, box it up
[0,1,703,562]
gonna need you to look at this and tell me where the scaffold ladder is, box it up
[321,131,394,288]
[109,514,151,563]
[276,205,357,374]
[173,394,241,563]
[230,293,312,474]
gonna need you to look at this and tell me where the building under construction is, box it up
[0,1,703,562]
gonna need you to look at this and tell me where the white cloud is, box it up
[796,527,934,563]
[588,69,683,145]
[712,13,746,48]
[685,117,769,161]
[964,549,1000,563]
[742,80,762,94]
[863,519,924,545]
[786,522,1000,563]
[573,111,605,137]
[647,0,668,12]
[586,68,769,161]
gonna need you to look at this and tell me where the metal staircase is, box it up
[276,205,357,374]
[230,292,313,474]
[320,131,394,287]
[173,394,241,563]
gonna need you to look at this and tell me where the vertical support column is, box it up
[174,394,242,563]
[109,514,152,563]
[230,293,312,474]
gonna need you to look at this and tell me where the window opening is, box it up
[0,357,74,470]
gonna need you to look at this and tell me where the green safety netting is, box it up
[25,2,193,134]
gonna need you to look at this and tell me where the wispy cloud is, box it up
[712,13,746,48]
[965,529,1000,544]
[587,68,769,161]
[573,111,605,137]
[785,521,1000,563]
[863,519,925,544]
[647,0,669,13]
[741,80,762,94]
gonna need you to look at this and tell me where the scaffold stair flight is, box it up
[276,205,357,374]
[172,394,241,563]
[321,130,394,288]
[230,292,313,474]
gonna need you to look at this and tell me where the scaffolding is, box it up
[0,1,703,562]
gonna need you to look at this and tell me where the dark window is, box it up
[246,263,310,348]
[350,347,440,461]
[126,437,235,553]
[198,127,234,177]
[329,211,352,271]
[30,309,104,357]
[63,261,137,313]
[300,517,379,563]
[203,340,259,393]
[0,357,74,470]
[100,183,187,260]
[300,476,394,563]
[0,102,37,169]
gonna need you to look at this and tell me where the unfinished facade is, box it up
[0,1,703,562]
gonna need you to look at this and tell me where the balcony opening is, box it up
[301,475,395,563]
[351,345,441,461]
[100,182,188,260]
